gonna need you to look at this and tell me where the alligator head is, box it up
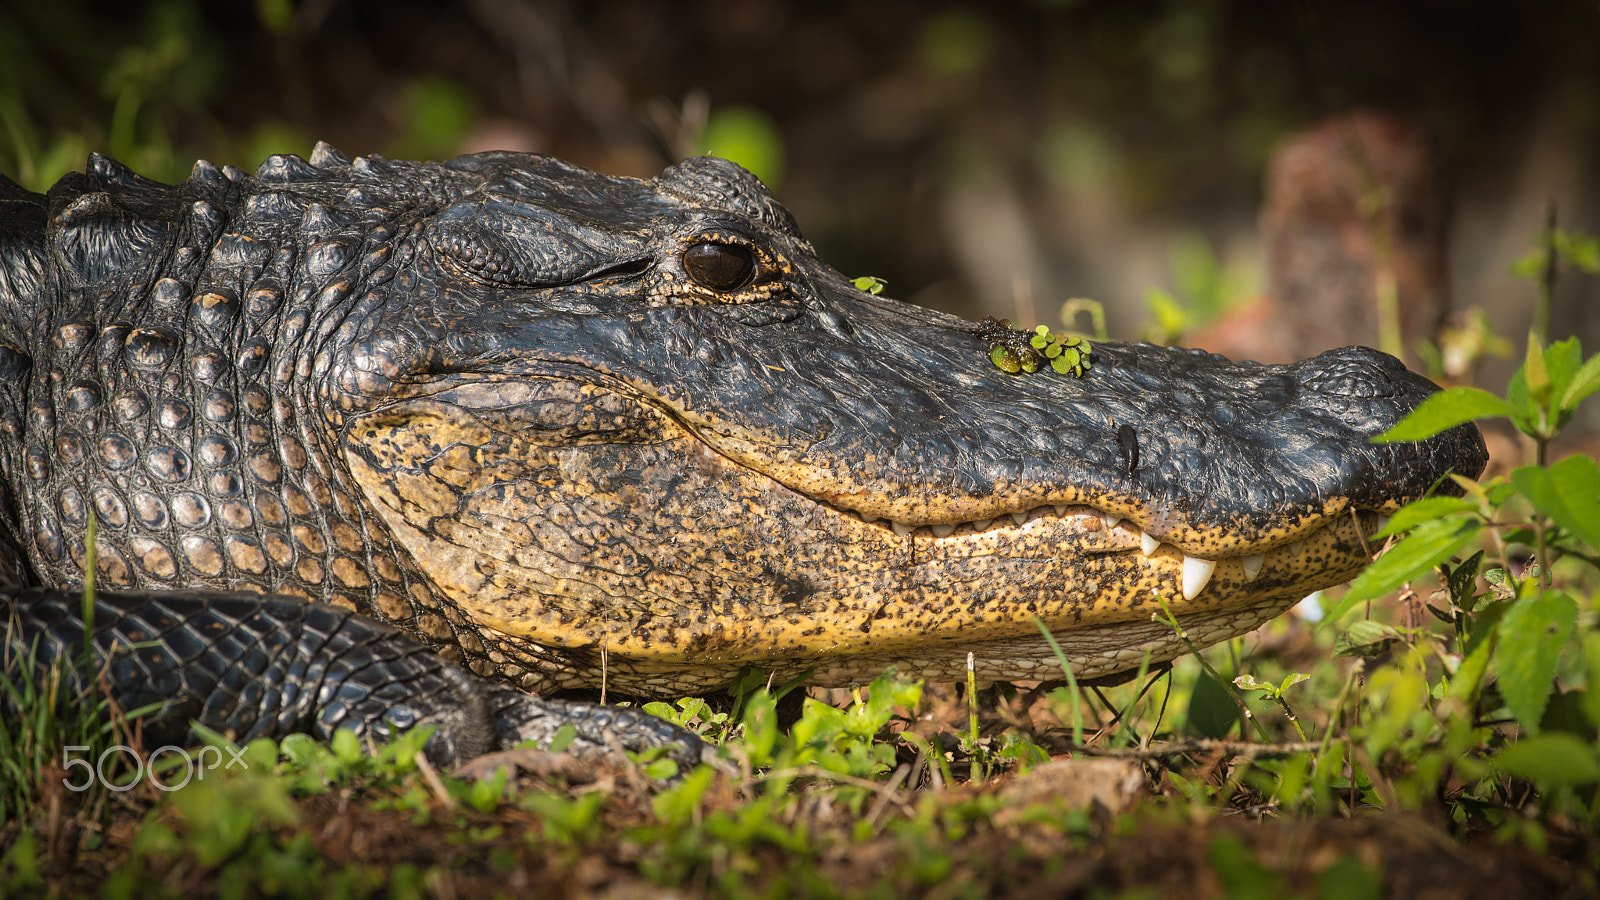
[0,146,1487,696]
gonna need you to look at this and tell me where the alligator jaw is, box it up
[345,386,1399,695]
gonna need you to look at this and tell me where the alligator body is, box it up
[0,146,1486,763]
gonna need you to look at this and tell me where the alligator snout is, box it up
[651,279,1487,563]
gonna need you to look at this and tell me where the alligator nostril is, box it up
[1117,424,1139,479]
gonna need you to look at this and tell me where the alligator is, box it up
[0,145,1487,766]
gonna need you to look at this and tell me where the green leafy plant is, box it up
[978,316,1094,377]
[1512,216,1599,343]
[1141,233,1259,345]
[852,274,888,295]
[1312,331,1600,826]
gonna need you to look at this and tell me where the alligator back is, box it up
[0,151,455,620]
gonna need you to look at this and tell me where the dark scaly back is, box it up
[0,169,49,586]
[0,147,498,670]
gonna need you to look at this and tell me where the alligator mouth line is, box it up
[347,376,1416,694]
[829,501,1391,601]
[645,410,1393,609]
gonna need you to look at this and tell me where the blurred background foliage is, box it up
[1,0,1597,416]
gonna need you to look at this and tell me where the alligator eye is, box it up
[683,242,756,291]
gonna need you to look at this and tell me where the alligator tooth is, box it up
[859,512,879,524]
[931,523,955,537]
[892,521,915,537]
[1371,514,1391,535]
[1287,540,1304,557]
[973,518,992,531]
[1054,505,1069,517]
[1181,556,1217,600]
[1102,511,1121,531]
[1295,591,1324,621]
[1011,511,1029,526]
[1240,553,1265,582]
[1140,532,1161,556]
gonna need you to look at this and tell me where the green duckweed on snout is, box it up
[978,316,1093,378]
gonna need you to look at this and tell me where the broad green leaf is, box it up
[547,723,578,754]
[1539,693,1598,741]
[651,764,716,826]
[1144,287,1187,339]
[1332,620,1403,657]
[1542,337,1583,411]
[1494,589,1578,734]
[1185,670,1238,738]
[738,690,778,767]
[1524,332,1550,404]
[1506,366,1533,434]
[700,105,785,188]
[1278,672,1310,693]
[1371,387,1512,443]
[1555,228,1600,272]
[279,733,321,768]
[643,758,679,781]
[1484,478,1519,507]
[790,697,847,748]
[1316,855,1382,900]
[1208,833,1284,898]
[1447,633,1495,707]
[1584,633,1600,730]
[1496,732,1599,786]
[1233,674,1267,691]
[1363,663,1430,762]
[1559,351,1600,413]
[1464,593,1511,656]
[331,727,362,763]
[1510,455,1600,550]
[845,669,919,737]
[1511,247,1546,280]
[1444,550,1485,609]
[1322,517,1481,623]
[1373,497,1478,538]
[242,737,279,772]
[1234,672,1309,698]
[642,701,678,720]
[396,77,479,161]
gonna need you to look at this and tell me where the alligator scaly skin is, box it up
[5,587,703,767]
[0,145,1486,766]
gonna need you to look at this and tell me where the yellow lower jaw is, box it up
[345,403,1375,696]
